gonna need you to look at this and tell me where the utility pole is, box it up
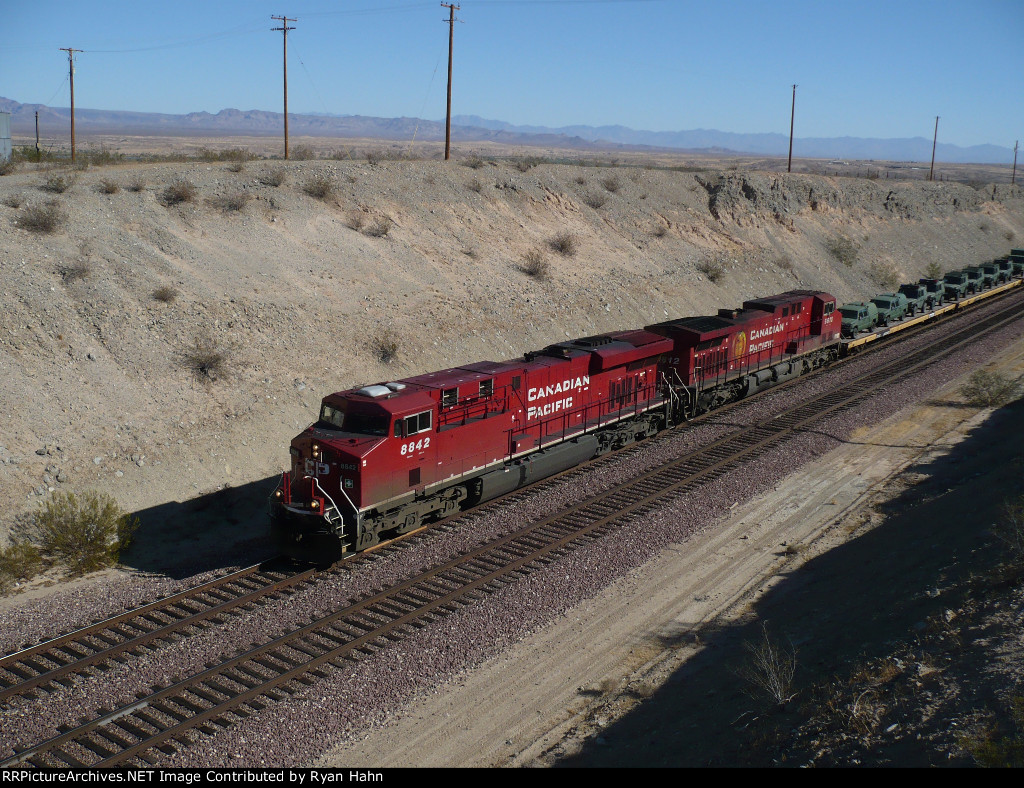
[787,84,797,173]
[59,48,82,163]
[442,3,459,161]
[271,16,296,160]
[1013,140,1018,186]
[35,110,40,156]
[928,116,939,182]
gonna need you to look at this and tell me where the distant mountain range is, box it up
[0,97,1012,164]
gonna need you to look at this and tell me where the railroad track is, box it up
[5,288,1022,768]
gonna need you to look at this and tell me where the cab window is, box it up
[402,410,432,436]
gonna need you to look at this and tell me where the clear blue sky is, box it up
[2,0,1021,148]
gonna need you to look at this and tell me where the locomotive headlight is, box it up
[311,500,319,510]
[274,490,282,499]
[312,443,321,458]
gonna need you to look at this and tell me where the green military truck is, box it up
[942,270,972,299]
[963,265,991,291]
[917,278,946,307]
[870,293,909,326]
[897,282,932,314]
[839,301,879,338]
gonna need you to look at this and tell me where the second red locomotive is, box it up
[272,290,841,563]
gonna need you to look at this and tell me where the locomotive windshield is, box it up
[317,402,389,436]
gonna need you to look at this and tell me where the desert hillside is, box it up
[0,155,1021,546]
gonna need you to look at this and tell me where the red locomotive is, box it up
[272,290,841,563]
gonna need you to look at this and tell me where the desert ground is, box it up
[1,136,1022,765]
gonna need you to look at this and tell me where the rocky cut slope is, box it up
[0,156,1020,563]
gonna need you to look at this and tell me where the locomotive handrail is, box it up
[312,475,352,525]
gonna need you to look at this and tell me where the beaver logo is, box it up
[733,331,747,359]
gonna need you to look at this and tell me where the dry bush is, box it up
[467,178,483,193]
[366,149,384,165]
[210,192,252,212]
[925,261,943,279]
[41,172,76,193]
[697,257,725,283]
[826,235,859,267]
[960,370,1021,408]
[346,211,366,231]
[97,179,120,194]
[303,174,335,201]
[32,491,139,576]
[0,541,43,595]
[60,261,92,284]
[226,161,246,173]
[582,192,607,209]
[162,179,197,206]
[869,260,901,289]
[573,175,586,185]
[152,285,179,303]
[0,160,17,176]
[736,622,798,705]
[602,176,621,193]
[520,249,550,279]
[363,216,393,238]
[260,169,287,187]
[20,201,65,233]
[514,157,543,172]
[126,177,146,193]
[651,223,669,238]
[462,155,485,169]
[548,232,577,257]
[3,193,25,208]
[995,496,1024,559]
[372,329,400,364]
[775,253,794,271]
[1004,230,1016,242]
[181,333,232,382]
[291,145,315,161]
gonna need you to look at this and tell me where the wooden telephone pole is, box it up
[59,48,82,163]
[787,84,797,173]
[271,16,296,160]
[1013,140,1018,186]
[442,3,459,161]
[928,116,939,182]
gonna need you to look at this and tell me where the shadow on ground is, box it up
[118,475,281,578]
[554,399,1024,767]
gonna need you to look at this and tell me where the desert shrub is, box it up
[97,179,120,194]
[467,178,483,193]
[826,235,859,267]
[0,160,17,176]
[33,491,139,576]
[260,169,287,187]
[83,148,125,167]
[651,223,669,238]
[372,329,400,364]
[42,173,75,193]
[363,216,393,238]
[463,155,485,169]
[291,145,315,161]
[514,157,543,172]
[995,496,1024,559]
[573,175,586,185]
[162,179,197,206]
[520,249,550,279]
[126,177,146,193]
[868,260,901,289]
[182,333,232,382]
[303,175,335,201]
[0,541,43,595]
[548,232,577,257]
[20,201,65,233]
[602,176,621,193]
[775,253,794,271]
[925,261,943,279]
[3,193,25,208]
[960,369,1021,408]
[962,697,1024,767]
[697,257,725,283]
[366,149,384,165]
[210,192,252,212]
[226,161,246,173]
[60,261,92,283]
[582,192,607,209]
[346,211,366,231]
[736,622,798,706]
[1005,230,1016,242]
[152,285,179,303]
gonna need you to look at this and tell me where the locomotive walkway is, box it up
[3,287,1024,767]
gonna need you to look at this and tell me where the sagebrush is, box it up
[20,202,65,233]
[548,232,577,257]
[521,249,550,279]
[33,491,139,576]
[960,370,1021,408]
